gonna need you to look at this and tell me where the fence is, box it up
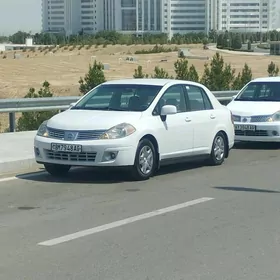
[0,90,238,132]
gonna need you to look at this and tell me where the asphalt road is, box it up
[1,142,280,279]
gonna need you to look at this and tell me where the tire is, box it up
[44,163,71,177]
[207,132,226,166]
[131,139,157,181]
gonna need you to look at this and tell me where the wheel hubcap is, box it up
[139,146,154,175]
[214,136,225,161]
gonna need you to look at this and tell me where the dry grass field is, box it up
[0,43,280,131]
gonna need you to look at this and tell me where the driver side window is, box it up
[153,85,187,115]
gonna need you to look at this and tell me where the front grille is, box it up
[235,130,268,136]
[76,130,106,140]
[47,127,106,141]
[233,115,271,123]
[48,128,64,139]
[250,115,271,122]
[45,150,97,162]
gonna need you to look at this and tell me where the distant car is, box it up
[227,77,280,142]
[34,79,235,181]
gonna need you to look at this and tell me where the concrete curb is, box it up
[0,130,38,176]
[208,46,269,56]
[0,157,40,175]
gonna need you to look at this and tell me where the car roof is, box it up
[102,78,203,87]
[251,76,280,82]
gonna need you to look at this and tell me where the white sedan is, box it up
[34,78,235,180]
[227,77,280,142]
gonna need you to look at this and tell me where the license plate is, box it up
[235,124,256,131]
[51,143,82,153]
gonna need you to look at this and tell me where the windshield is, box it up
[236,81,280,101]
[72,84,162,112]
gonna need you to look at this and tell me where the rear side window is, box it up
[185,85,213,111]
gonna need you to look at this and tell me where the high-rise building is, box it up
[41,0,275,37]
[164,0,210,38]
[80,0,104,33]
[104,0,164,34]
[42,0,80,35]
[215,0,273,32]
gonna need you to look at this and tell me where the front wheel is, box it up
[207,132,226,166]
[44,163,71,177]
[131,139,157,181]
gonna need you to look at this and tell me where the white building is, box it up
[216,0,274,32]
[80,0,104,33]
[41,0,275,37]
[42,0,81,35]
[164,0,210,37]
[103,0,164,34]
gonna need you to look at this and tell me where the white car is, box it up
[34,78,235,180]
[227,76,280,142]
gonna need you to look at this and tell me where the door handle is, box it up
[210,114,216,119]
[185,117,191,122]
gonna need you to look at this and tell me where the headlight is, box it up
[267,111,280,122]
[37,120,49,137]
[99,123,136,139]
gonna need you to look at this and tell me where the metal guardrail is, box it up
[0,90,239,132]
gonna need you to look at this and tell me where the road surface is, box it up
[1,142,280,279]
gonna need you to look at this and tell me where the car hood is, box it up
[227,100,280,116]
[47,110,142,130]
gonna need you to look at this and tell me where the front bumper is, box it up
[234,122,280,142]
[34,135,137,167]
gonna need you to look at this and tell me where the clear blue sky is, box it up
[0,0,41,36]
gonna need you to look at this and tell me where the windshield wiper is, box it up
[235,98,253,101]
[71,106,126,111]
[253,98,278,102]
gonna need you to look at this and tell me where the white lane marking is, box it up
[0,171,47,183]
[38,197,214,246]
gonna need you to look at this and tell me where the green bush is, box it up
[79,60,106,95]
[17,81,58,131]
[135,44,178,54]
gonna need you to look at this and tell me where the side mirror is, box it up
[231,95,237,101]
[161,105,177,116]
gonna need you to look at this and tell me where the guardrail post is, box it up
[9,112,16,132]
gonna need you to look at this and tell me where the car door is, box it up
[184,84,217,154]
[152,84,194,160]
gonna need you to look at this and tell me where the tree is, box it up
[17,81,58,131]
[267,61,279,77]
[188,65,199,82]
[174,58,199,82]
[133,65,148,78]
[247,41,251,51]
[200,52,235,91]
[79,60,106,95]
[151,66,172,79]
[231,33,242,49]
[217,34,224,47]
[232,63,253,90]
[208,29,217,43]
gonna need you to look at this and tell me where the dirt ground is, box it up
[0,43,280,131]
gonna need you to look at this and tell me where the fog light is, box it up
[34,147,40,156]
[102,151,119,162]
[272,130,278,136]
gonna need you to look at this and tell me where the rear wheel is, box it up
[44,163,71,177]
[208,132,226,166]
[131,139,157,181]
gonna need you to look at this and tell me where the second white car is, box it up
[227,77,280,142]
[34,78,235,180]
